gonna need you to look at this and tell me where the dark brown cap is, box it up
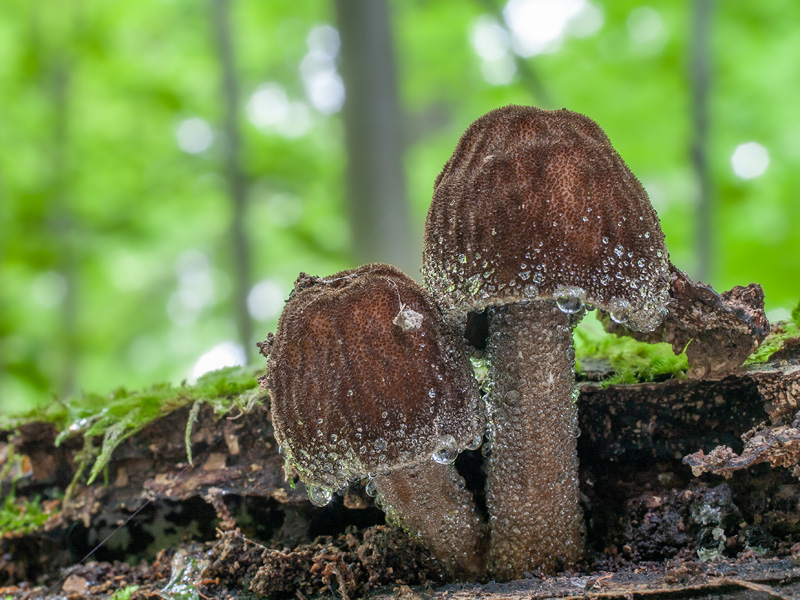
[423,105,670,332]
[266,263,483,494]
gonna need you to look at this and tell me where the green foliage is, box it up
[574,314,689,387]
[1,1,798,414]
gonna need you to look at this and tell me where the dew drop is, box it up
[466,434,483,451]
[614,245,624,257]
[365,479,378,497]
[308,486,332,507]
[555,287,584,314]
[608,297,632,324]
[432,434,458,464]
[458,253,467,264]
[523,284,538,298]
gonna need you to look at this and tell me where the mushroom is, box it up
[422,106,670,578]
[264,263,486,579]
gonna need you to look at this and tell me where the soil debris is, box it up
[206,525,445,599]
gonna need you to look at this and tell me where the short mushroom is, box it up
[422,106,670,578]
[264,263,486,579]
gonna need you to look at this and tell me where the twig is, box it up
[721,578,795,600]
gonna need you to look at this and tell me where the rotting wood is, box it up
[3,355,799,531]
[370,557,800,600]
[6,402,305,529]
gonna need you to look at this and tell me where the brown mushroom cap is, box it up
[267,263,483,494]
[423,105,670,332]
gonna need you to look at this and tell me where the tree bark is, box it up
[211,0,254,360]
[333,0,416,276]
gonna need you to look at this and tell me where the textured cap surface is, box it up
[267,263,482,491]
[423,105,670,332]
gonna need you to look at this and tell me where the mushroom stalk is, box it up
[374,462,486,580]
[485,302,583,578]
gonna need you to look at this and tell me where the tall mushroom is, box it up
[264,263,486,579]
[422,106,670,578]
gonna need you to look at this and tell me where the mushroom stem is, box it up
[374,462,486,580]
[485,302,583,579]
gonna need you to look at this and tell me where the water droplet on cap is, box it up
[608,297,632,324]
[466,434,483,451]
[555,287,584,314]
[432,434,458,464]
[308,486,332,507]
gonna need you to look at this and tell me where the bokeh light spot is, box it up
[31,271,67,307]
[731,142,769,179]
[471,16,511,61]
[247,83,289,129]
[301,25,344,114]
[627,7,664,44]
[191,341,246,382]
[176,118,213,154]
[503,0,601,56]
[247,280,286,322]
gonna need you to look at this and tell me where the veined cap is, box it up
[266,264,483,492]
[423,105,670,332]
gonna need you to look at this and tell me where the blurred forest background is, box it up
[1,0,799,414]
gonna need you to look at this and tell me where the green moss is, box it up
[744,298,800,365]
[574,313,689,387]
[1,366,267,493]
[0,494,52,535]
[109,586,140,600]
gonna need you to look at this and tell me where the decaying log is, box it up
[6,401,304,529]
[578,361,800,468]
[2,339,800,598]
[3,354,799,533]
